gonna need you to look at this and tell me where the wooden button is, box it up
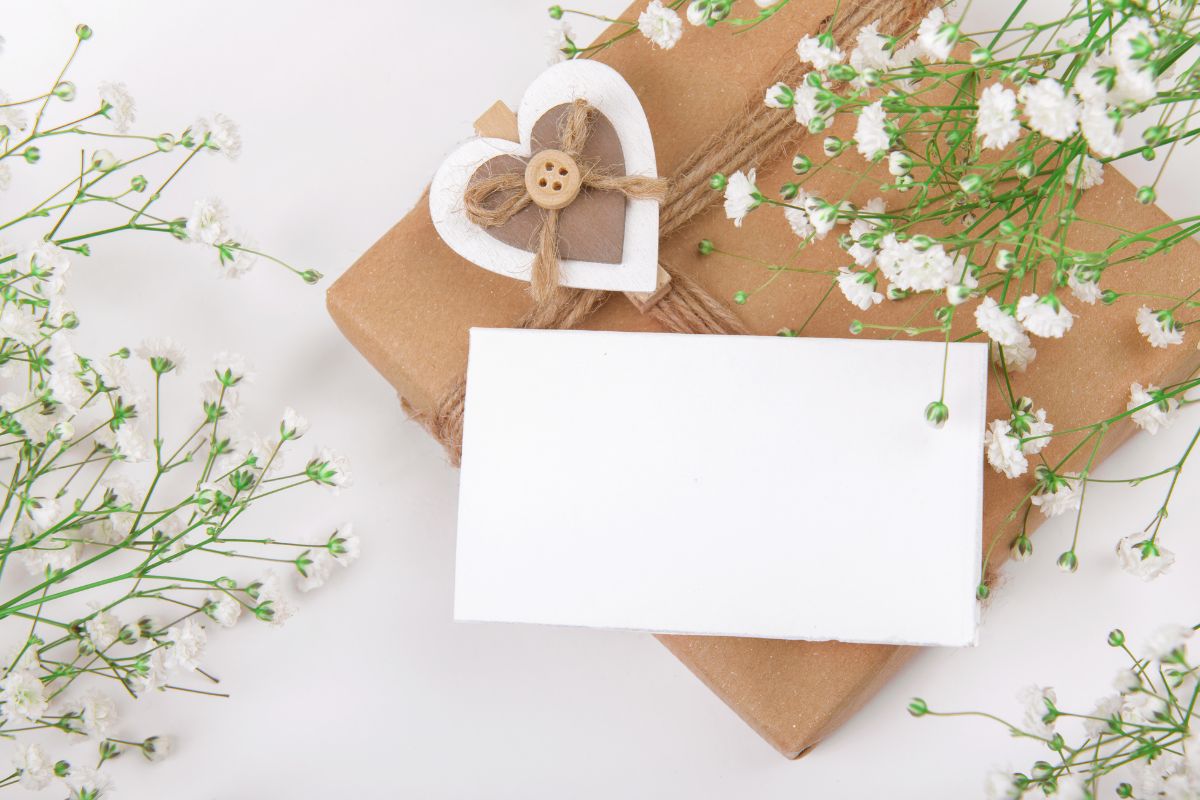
[524,149,582,210]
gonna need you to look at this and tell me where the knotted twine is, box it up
[463,99,669,306]
[410,0,933,464]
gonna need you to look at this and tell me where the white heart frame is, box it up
[429,60,660,294]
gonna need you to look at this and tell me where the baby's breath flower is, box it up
[192,113,241,159]
[212,351,253,386]
[328,523,359,566]
[984,419,1028,478]
[1116,534,1175,581]
[203,591,242,628]
[185,197,229,246]
[12,742,53,790]
[1113,667,1141,694]
[977,84,1020,150]
[1136,306,1184,348]
[306,447,352,488]
[78,690,118,740]
[1067,266,1102,304]
[84,609,121,650]
[136,336,186,374]
[252,572,296,627]
[983,769,1022,800]
[1019,79,1081,142]
[1018,684,1058,738]
[1144,623,1191,662]
[0,669,48,724]
[722,169,760,227]
[141,736,171,763]
[1016,294,1074,338]
[97,81,135,132]
[792,78,831,131]
[854,100,890,159]
[295,549,335,592]
[638,1,683,50]
[1064,155,1104,189]
[546,20,575,63]
[163,618,207,672]
[916,7,958,62]
[280,406,309,440]
[1128,382,1178,434]
[835,267,883,311]
[796,33,843,70]
[849,21,892,75]
[1031,480,1080,518]
[763,82,794,109]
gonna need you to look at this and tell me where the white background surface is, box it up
[2,2,1198,798]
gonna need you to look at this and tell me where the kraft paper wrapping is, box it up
[327,0,1200,758]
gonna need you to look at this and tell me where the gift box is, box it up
[328,0,1200,758]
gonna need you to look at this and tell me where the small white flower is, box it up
[65,766,112,800]
[984,769,1022,800]
[1136,306,1184,348]
[1128,382,1178,435]
[546,20,574,64]
[1067,267,1102,304]
[0,669,48,723]
[876,236,956,292]
[994,335,1037,372]
[0,303,42,347]
[977,84,1021,150]
[20,240,71,293]
[1144,623,1191,661]
[1016,294,1074,338]
[194,113,241,159]
[836,267,883,311]
[279,406,310,441]
[329,523,360,567]
[254,572,297,627]
[1018,684,1057,738]
[916,7,957,62]
[1064,154,1104,189]
[308,447,353,489]
[1116,534,1175,581]
[297,549,335,593]
[79,690,118,739]
[85,609,122,650]
[98,81,136,132]
[163,618,207,672]
[1113,668,1141,694]
[136,336,187,373]
[205,591,242,628]
[793,80,831,131]
[185,197,229,246]
[212,351,254,386]
[722,169,760,228]
[215,234,257,279]
[854,100,890,159]
[1031,481,1080,518]
[763,82,794,109]
[12,742,53,790]
[784,204,815,241]
[1081,101,1124,158]
[796,34,843,70]
[1084,694,1123,738]
[984,419,1027,479]
[1019,79,1081,142]
[638,1,683,50]
[974,297,1025,347]
[849,21,892,74]
[1020,408,1053,455]
[1054,775,1088,800]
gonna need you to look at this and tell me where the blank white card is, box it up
[455,328,987,647]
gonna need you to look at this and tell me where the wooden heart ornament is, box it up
[429,61,662,295]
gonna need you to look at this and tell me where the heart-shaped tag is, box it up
[429,60,660,294]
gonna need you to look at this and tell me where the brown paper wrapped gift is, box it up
[328,0,1200,758]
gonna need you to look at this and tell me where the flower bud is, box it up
[779,182,799,200]
[823,136,844,157]
[91,149,117,171]
[131,175,147,192]
[697,239,714,255]
[52,81,76,101]
[924,400,949,429]
[958,174,983,194]
[907,697,928,717]
[969,46,992,65]
[860,67,882,87]
[996,250,1015,271]
[23,147,40,164]
[548,5,563,19]
[141,736,172,762]
[1012,535,1033,561]
[732,290,748,305]
[1056,550,1079,573]
[75,24,93,40]
[1015,159,1035,180]
[708,172,727,191]
[848,319,863,334]
[1107,629,1125,647]
[887,151,912,176]
[828,64,857,82]
[155,134,177,152]
[1136,186,1156,205]
[887,285,908,301]
[976,582,990,600]
[792,154,812,174]
[910,234,934,251]
[1100,289,1119,305]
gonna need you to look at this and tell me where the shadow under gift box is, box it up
[327,0,1200,758]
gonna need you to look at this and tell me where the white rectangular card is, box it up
[455,328,986,646]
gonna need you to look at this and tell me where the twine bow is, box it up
[463,99,668,305]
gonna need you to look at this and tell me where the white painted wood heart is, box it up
[429,60,660,294]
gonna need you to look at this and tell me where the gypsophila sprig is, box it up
[915,623,1200,798]
[0,26,354,794]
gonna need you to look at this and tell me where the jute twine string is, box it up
[412,0,930,464]
[463,99,669,306]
